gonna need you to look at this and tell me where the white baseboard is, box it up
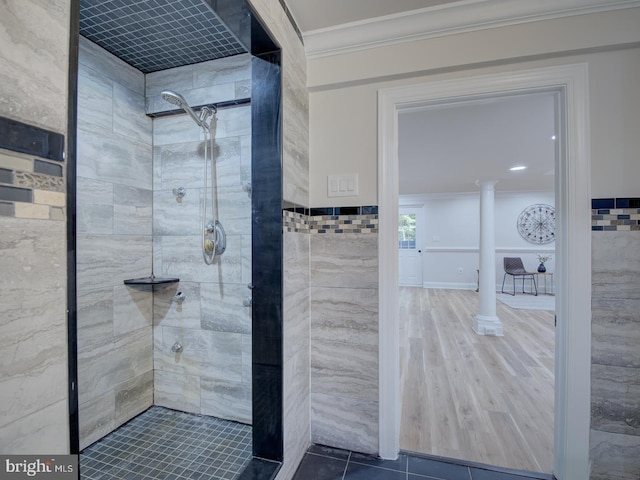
[422,281,477,290]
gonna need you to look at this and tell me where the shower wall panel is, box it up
[148,56,253,424]
[76,37,154,450]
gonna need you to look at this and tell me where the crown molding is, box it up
[304,0,640,58]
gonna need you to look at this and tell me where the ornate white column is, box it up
[473,180,503,336]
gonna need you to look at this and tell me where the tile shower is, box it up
[76,33,253,454]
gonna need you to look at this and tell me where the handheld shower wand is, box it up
[161,90,207,128]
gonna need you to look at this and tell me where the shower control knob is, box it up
[243,297,253,307]
[171,341,183,353]
[247,283,254,290]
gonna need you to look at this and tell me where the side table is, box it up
[535,272,554,295]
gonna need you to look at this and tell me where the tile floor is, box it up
[80,406,252,480]
[292,445,554,480]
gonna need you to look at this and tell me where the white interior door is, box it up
[399,206,423,286]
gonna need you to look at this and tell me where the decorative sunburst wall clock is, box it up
[517,204,556,244]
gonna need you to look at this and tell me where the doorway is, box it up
[397,92,557,471]
[377,64,592,480]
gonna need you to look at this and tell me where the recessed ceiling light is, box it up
[550,135,557,140]
[510,166,527,171]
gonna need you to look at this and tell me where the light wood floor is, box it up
[399,288,554,473]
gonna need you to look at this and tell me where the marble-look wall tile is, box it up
[153,281,201,329]
[157,140,211,190]
[192,54,251,87]
[76,177,113,234]
[115,370,153,425]
[590,429,640,480]
[154,326,242,382]
[311,287,378,346]
[153,188,202,236]
[214,105,251,139]
[145,64,194,97]
[200,282,251,334]
[0,1,70,133]
[79,390,114,451]
[591,231,640,479]
[159,234,242,284]
[282,345,311,479]
[310,233,378,289]
[77,65,113,134]
[76,234,151,289]
[311,340,378,401]
[114,184,152,235]
[77,128,153,190]
[311,393,378,454]
[201,378,252,424]
[236,80,251,99]
[78,327,153,401]
[113,83,152,142]
[77,287,114,350]
[0,218,67,432]
[113,285,153,336]
[217,186,251,235]
[79,37,143,93]
[154,370,201,414]
[241,234,252,285]
[214,136,244,188]
[153,116,202,146]
[591,363,640,435]
[0,399,69,454]
[284,232,309,361]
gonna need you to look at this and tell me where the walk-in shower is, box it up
[72,0,284,477]
[161,90,226,265]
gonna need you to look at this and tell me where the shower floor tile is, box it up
[80,406,252,480]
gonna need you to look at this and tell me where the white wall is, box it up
[401,191,555,290]
[308,8,640,206]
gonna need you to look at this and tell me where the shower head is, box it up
[161,90,206,128]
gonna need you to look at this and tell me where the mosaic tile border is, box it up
[0,148,66,221]
[283,206,379,235]
[592,198,640,231]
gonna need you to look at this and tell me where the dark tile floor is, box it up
[292,445,554,480]
[80,406,252,480]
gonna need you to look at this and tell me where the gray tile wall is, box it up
[0,0,70,454]
[148,56,253,425]
[591,231,640,479]
[310,233,379,454]
[77,37,154,450]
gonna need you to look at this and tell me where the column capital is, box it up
[475,179,498,190]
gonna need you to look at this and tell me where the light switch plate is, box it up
[328,174,358,197]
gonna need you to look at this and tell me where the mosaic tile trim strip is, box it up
[592,208,640,231]
[283,210,308,233]
[0,148,66,221]
[282,207,379,235]
[309,214,379,234]
[592,198,640,231]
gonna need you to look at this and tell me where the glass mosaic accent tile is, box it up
[80,407,252,480]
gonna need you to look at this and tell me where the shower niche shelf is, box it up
[123,276,179,286]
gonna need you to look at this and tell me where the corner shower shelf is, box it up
[123,276,179,286]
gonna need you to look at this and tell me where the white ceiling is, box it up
[398,92,557,194]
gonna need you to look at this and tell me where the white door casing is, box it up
[378,64,591,480]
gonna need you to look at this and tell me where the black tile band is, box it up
[0,116,64,162]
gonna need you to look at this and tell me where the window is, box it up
[398,213,417,249]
